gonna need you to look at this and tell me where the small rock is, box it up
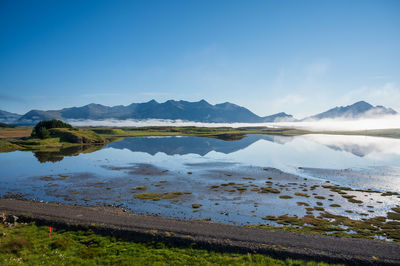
[5,215,18,224]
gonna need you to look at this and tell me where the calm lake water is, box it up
[1,134,400,225]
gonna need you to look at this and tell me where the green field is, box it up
[0,222,337,266]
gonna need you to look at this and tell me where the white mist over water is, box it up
[68,114,400,131]
[272,115,400,131]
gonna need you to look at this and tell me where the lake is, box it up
[1,134,399,225]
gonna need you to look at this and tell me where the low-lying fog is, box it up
[68,114,400,131]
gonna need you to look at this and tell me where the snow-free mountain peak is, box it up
[306,101,397,120]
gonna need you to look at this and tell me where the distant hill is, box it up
[16,100,294,124]
[4,100,397,125]
[0,110,21,123]
[306,101,397,120]
[263,112,294,122]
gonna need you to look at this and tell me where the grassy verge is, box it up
[0,222,337,265]
[0,140,22,153]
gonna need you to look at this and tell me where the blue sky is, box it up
[0,0,399,118]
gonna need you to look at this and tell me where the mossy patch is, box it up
[134,192,183,200]
[236,187,247,192]
[259,187,280,194]
[258,211,400,242]
[297,202,310,206]
[391,206,400,213]
[387,212,400,220]
[295,192,309,197]
[40,176,55,181]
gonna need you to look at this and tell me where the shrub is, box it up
[31,119,72,138]
[36,127,50,139]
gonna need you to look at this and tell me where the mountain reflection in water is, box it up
[29,134,400,163]
[107,134,292,156]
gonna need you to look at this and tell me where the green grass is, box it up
[17,137,65,149]
[48,128,104,144]
[7,128,105,154]
[0,223,338,266]
[0,140,21,153]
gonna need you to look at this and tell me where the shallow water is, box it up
[1,134,399,225]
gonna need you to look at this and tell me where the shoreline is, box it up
[1,199,399,265]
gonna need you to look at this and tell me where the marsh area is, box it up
[1,133,400,241]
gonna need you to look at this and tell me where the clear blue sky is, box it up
[0,0,399,118]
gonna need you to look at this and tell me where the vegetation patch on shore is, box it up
[134,192,184,201]
[258,209,400,242]
[0,140,21,153]
[0,222,337,265]
[0,120,105,154]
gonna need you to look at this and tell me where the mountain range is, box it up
[0,100,397,125]
[305,101,397,120]
[2,100,293,124]
[0,110,22,123]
